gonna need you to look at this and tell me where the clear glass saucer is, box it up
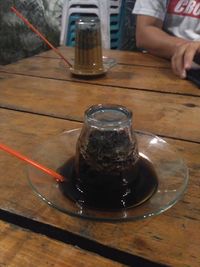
[27,129,189,222]
[67,56,117,76]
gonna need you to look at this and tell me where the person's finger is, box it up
[172,44,187,78]
[183,44,198,70]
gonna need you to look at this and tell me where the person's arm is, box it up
[135,15,200,78]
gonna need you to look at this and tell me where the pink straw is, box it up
[0,143,64,182]
[11,6,72,68]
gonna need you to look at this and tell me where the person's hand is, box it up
[171,41,200,78]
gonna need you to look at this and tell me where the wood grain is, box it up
[0,220,125,267]
[0,72,200,143]
[36,46,172,68]
[0,108,200,267]
[0,49,199,96]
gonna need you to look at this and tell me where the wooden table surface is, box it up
[0,46,200,267]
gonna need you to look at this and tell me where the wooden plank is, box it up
[0,220,125,267]
[0,108,200,267]
[0,72,200,142]
[36,46,171,68]
[0,51,199,95]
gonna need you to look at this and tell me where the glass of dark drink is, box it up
[28,102,187,219]
[74,104,140,209]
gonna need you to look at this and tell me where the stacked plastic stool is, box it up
[109,0,124,49]
[60,0,110,49]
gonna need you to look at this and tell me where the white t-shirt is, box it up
[133,0,200,40]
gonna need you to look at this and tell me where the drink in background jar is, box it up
[73,17,104,75]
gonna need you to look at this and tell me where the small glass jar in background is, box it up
[73,17,104,74]
[74,104,139,209]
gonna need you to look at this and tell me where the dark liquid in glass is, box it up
[58,156,158,210]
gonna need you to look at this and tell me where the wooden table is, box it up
[0,46,200,267]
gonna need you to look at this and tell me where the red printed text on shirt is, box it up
[167,0,200,18]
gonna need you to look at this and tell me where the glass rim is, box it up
[84,104,133,128]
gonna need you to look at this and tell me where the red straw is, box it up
[0,143,64,182]
[11,6,72,68]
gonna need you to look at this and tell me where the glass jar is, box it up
[74,17,104,74]
[74,104,140,209]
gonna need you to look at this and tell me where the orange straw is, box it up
[11,6,72,68]
[0,143,64,182]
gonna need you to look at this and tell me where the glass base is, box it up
[27,129,189,222]
[58,155,158,211]
[68,56,117,77]
[70,67,106,76]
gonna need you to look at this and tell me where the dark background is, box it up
[0,0,136,65]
